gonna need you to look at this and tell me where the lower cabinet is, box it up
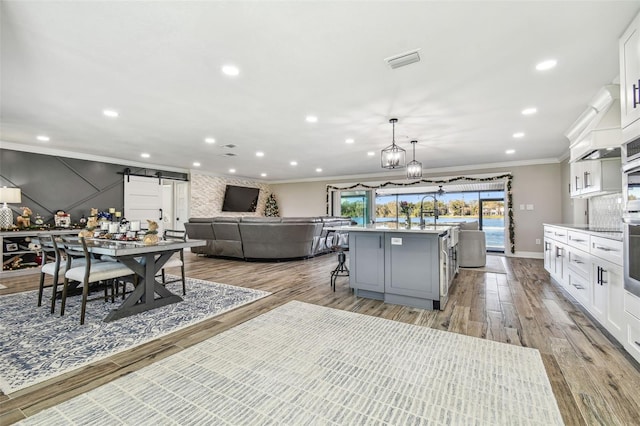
[349,232,385,294]
[624,291,640,364]
[591,258,625,342]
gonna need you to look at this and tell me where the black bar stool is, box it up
[329,231,349,291]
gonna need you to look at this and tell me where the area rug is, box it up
[0,276,270,393]
[460,254,507,274]
[19,301,563,425]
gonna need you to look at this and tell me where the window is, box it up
[340,191,370,226]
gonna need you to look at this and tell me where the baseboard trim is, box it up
[510,251,543,259]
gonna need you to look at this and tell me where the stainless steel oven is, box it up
[623,154,640,298]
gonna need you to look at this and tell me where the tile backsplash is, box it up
[589,193,623,230]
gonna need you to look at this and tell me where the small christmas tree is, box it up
[265,193,280,217]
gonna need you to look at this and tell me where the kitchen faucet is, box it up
[419,194,439,228]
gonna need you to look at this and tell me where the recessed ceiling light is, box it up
[522,107,537,116]
[513,132,525,138]
[222,65,240,76]
[36,135,50,142]
[367,151,375,156]
[256,151,264,157]
[193,162,201,167]
[536,59,557,71]
[141,153,150,158]
[204,137,215,144]
[229,168,236,173]
[505,149,516,155]
[260,173,267,177]
[290,161,298,166]
[316,168,323,172]
[103,109,119,118]
[345,138,354,144]
[305,116,318,123]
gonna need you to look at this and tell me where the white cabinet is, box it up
[620,11,640,137]
[543,226,569,287]
[594,258,625,342]
[624,292,640,364]
[569,159,622,198]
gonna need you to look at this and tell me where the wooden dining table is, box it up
[78,238,205,322]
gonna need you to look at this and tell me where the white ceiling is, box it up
[1,1,638,182]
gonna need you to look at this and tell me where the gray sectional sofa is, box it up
[184,216,351,260]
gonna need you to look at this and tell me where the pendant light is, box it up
[406,140,422,178]
[381,118,406,169]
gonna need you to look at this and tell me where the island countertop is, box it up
[329,225,454,236]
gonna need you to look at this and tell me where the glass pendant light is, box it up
[406,140,422,178]
[381,118,406,169]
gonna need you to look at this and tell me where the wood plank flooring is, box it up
[1,253,639,425]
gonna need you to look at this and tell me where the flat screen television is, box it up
[221,185,260,212]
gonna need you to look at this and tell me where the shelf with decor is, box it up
[1,229,80,277]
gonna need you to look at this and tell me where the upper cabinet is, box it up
[620,11,640,141]
[570,158,622,198]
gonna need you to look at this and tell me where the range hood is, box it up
[567,84,622,162]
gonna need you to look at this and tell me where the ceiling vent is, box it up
[223,153,236,157]
[385,49,421,69]
[220,144,236,149]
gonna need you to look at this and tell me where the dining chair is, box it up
[60,236,134,325]
[158,229,187,295]
[37,234,88,314]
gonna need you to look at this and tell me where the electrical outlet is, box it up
[535,239,541,245]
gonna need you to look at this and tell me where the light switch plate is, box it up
[526,204,534,210]
[391,237,402,245]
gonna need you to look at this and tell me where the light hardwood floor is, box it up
[0,253,639,425]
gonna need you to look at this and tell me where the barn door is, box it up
[124,175,164,234]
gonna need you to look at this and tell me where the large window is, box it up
[340,191,370,226]
[374,189,505,252]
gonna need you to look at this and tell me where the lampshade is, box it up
[0,187,21,204]
[381,118,406,169]
[406,140,422,179]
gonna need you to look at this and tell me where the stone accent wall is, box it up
[589,193,623,231]
[190,173,271,217]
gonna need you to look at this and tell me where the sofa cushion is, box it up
[458,221,479,231]
[241,217,281,223]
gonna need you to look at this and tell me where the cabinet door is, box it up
[570,162,584,197]
[581,160,601,195]
[620,12,640,129]
[384,233,439,300]
[543,239,553,273]
[596,259,625,342]
[349,232,384,292]
[590,261,607,323]
[553,242,568,286]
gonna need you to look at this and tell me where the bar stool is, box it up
[329,231,349,291]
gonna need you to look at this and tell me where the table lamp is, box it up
[0,186,22,228]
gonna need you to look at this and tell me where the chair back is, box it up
[38,234,62,268]
[59,235,93,277]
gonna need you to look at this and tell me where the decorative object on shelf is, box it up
[16,207,32,228]
[265,193,280,217]
[406,140,423,179]
[54,211,71,228]
[34,214,44,226]
[381,118,406,169]
[79,215,87,226]
[0,186,21,229]
[400,201,412,229]
[142,220,159,245]
[325,173,516,254]
[78,216,98,239]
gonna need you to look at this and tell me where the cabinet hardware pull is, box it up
[597,266,602,285]
[600,268,607,285]
[379,235,382,249]
[571,238,585,243]
[634,80,640,108]
[574,259,583,264]
[572,283,584,290]
[595,246,613,252]
[575,176,581,191]
[635,341,640,347]
[555,247,562,257]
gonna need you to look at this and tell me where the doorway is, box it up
[479,197,505,252]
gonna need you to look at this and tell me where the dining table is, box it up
[76,238,205,322]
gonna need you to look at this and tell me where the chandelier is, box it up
[406,140,422,178]
[381,118,406,169]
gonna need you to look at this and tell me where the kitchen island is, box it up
[343,225,457,310]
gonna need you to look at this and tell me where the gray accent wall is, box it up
[0,149,176,225]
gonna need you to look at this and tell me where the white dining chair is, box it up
[37,234,89,314]
[60,236,134,325]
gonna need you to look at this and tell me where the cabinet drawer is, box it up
[567,230,590,251]
[568,270,590,305]
[625,290,640,321]
[590,235,623,266]
[544,226,568,244]
[567,248,590,277]
[625,312,640,364]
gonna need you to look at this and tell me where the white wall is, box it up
[271,162,564,255]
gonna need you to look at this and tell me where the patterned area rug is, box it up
[0,276,270,393]
[19,301,563,425]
